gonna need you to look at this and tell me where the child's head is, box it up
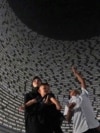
[43,82,50,92]
[38,83,49,97]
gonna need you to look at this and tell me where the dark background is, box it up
[7,0,100,40]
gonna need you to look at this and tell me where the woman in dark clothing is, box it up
[19,76,42,133]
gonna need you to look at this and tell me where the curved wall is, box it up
[0,0,100,132]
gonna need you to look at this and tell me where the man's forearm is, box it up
[65,109,73,123]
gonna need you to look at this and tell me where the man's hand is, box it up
[68,102,76,110]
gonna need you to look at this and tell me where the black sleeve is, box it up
[48,92,55,99]
[24,92,32,103]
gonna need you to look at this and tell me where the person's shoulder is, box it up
[81,87,88,95]
[48,92,55,97]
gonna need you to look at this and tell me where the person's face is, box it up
[69,90,79,97]
[32,79,41,88]
[38,85,48,97]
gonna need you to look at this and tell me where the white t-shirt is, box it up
[64,88,100,133]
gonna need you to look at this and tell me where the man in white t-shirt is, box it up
[64,66,100,133]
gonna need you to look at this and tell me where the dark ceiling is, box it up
[7,0,100,41]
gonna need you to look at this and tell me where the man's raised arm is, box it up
[72,66,86,89]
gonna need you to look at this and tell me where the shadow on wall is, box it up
[7,0,100,41]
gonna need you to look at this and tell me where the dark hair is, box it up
[39,83,48,86]
[43,82,49,86]
[32,76,42,82]
[38,82,49,90]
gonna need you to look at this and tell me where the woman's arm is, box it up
[19,98,37,111]
[50,97,62,110]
